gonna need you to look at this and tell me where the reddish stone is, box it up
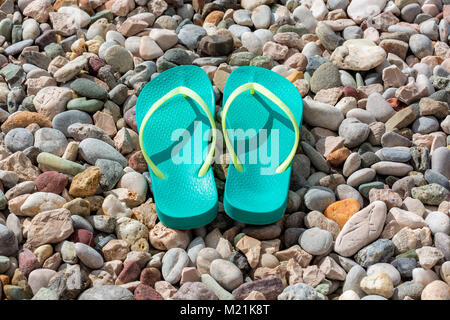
[71,229,95,247]
[124,106,137,131]
[116,260,141,284]
[342,86,358,99]
[0,180,3,192]
[18,249,40,277]
[386,98,407,112]
[88,56,106,74]
[134,284,164,300]
[444,5,450,23]
[140,267,161,287]
[35,171,68,194]
[128,151,148,173]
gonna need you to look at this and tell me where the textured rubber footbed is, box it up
[222,66,303,225]
[136,65,218,229]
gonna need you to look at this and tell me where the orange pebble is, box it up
[324,199,360,229]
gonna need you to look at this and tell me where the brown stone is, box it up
[1,111,52,133]
[326,147,352,167]
[69,166,101,197]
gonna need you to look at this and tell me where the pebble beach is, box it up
[0,0,449,301]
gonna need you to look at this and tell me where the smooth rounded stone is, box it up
[4,128,34,152]
[339,118,370,148]
[71,215,93,233]
[411,116,440,134]
[22,18,40,40]
[173,282,218,300]
[293,6,317,33]
[34,127,68,157]
[251,5,271,29]
[74,243,104,269]
[347,168,376,187]
[420,19,439,41]
[380,148,411,163]
[303,97,344,131]
[358,181,385,199]
[299,227,333,256]
[302,42,323,58]
[431,147,450,179]
[401,3,421,22]
[28,269,57,294]
[241,32,263,55]
[381,131,411,148]
[342,26,362,40]
[187,236,205,266]
[360,295,388,300]
[330,39,387,71]
[36,152,85,176]
[70,78,108,101]
[421,280,450,300]
[52,110,93,137]
[78,285,135,300]
[209,259,243,291]
[335,184,364,208]
[366,93,396,122]
[346,109,376,125]
[162,248,190,284]
[392,280,424,300]
[4,39,34,56]
[342,153,361,177]
[0,256,10,273]
[409,34,433,59]
[300,142,329,173]
[367,263,401,286]
[79,138,127,167]
[355,239,395,268]
[106,31,125,46]
[434,233,450,261]
[412,184,449,206]
[412,268,440,286]
[310,62,341,94]
[307,172,328,186]
[335,201,387,257]
[315,22,342,52]
[371,161,413,176]
[304,188,335,212]
[178,24,206,49]
[104,46,133,73]
[343,265,367,297]
[339,70,357,88]
[424,211,450,235]
[233,9,253,26]
[277,283,319,300]
[425,170,450,191]
[392,257,418,279]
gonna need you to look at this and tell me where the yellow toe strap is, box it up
[139,86,216,179]
[221,82,299,174]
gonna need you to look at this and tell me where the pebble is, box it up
[161,248,190,284]
[299,227,333,256]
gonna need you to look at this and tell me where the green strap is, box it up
[139,86,217,179]
[221,82,300,174]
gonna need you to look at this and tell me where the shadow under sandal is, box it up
[222,66,303,225]
[135,65,218,230]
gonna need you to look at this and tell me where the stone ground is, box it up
[0,0,449,301]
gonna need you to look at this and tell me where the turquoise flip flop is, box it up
[222,66,303,225]
[135,65,218,230]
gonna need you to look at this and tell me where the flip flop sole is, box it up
[136,65,218,229]
[222,66,303,225]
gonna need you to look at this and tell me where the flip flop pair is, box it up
[136,65,303,230]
